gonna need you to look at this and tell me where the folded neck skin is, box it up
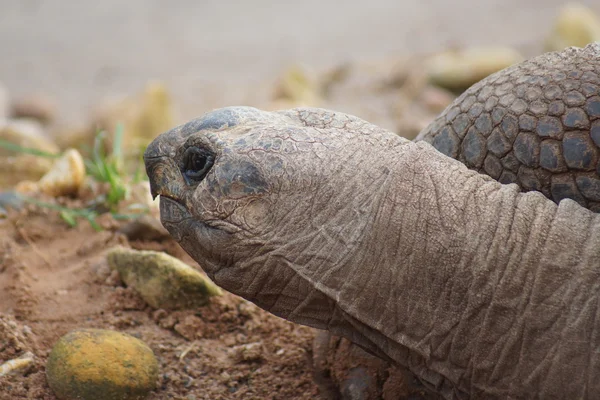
[236,139,600,399]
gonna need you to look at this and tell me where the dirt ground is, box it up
[0,208,321,399]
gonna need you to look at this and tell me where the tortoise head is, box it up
[144,106,404,314]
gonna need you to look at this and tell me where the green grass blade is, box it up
[85,213,102,231]
[112,123,124,168]
[19,195,103,231]
[0,139,60,158]
[59,210,78,227]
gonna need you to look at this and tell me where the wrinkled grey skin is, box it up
[323,43,600,400]
[145,105,600,399]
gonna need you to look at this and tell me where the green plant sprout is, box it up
[0,139,60,158]
[0,124,150,230]
[84,124,128,210]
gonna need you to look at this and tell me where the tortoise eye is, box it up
[181,146,214,184]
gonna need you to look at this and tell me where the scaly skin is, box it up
[417,43,600,211]
[327,42,600,400]
[145,102,600,398]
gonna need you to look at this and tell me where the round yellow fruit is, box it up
[46,329,159,400]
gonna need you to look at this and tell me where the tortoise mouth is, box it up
[158,196,224,237]
[158,196,193,229]
[158,196,234,278]
[158,192,181,206]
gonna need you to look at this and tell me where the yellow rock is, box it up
[46,329,158,400]
[14,180,39,194]
[107,246,222,309]
[12,94,57,125]
[426,47,524,92]
[37,149,86,197]
[93,81,175,157]
[132,81,174,145]
[0,119,59,187]
[0,119,58,155]
[545,3,600,51]
[272,65,321,106]
[320,63,351,93]
[0,157,52,189]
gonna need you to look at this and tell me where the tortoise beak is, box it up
[144,155,168,200]
[144,139,164,200]
[144,139,183,201]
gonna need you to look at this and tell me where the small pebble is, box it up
[0,119,58,186]
[545,3,600,51]
[107,246,222,309]
[11,94,57,124]
[230,342,264,363]
[272,65,321,106]
[426,47,524,91]
[46,329,158,400]
[14,180,39,195]
[0,191,24,211]
[340,366,374,400]
[0,118,57,155]
[37,148,86,197]
[0,351,35,377]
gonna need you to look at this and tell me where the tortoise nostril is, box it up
[144,139,164,161]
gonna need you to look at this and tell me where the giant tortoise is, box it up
[144,43,600,399]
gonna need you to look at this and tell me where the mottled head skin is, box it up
[145,45,600,400]
[144,106,405,313]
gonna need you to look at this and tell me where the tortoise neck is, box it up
[328,141,600,397]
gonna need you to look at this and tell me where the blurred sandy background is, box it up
[1,0,598,124]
